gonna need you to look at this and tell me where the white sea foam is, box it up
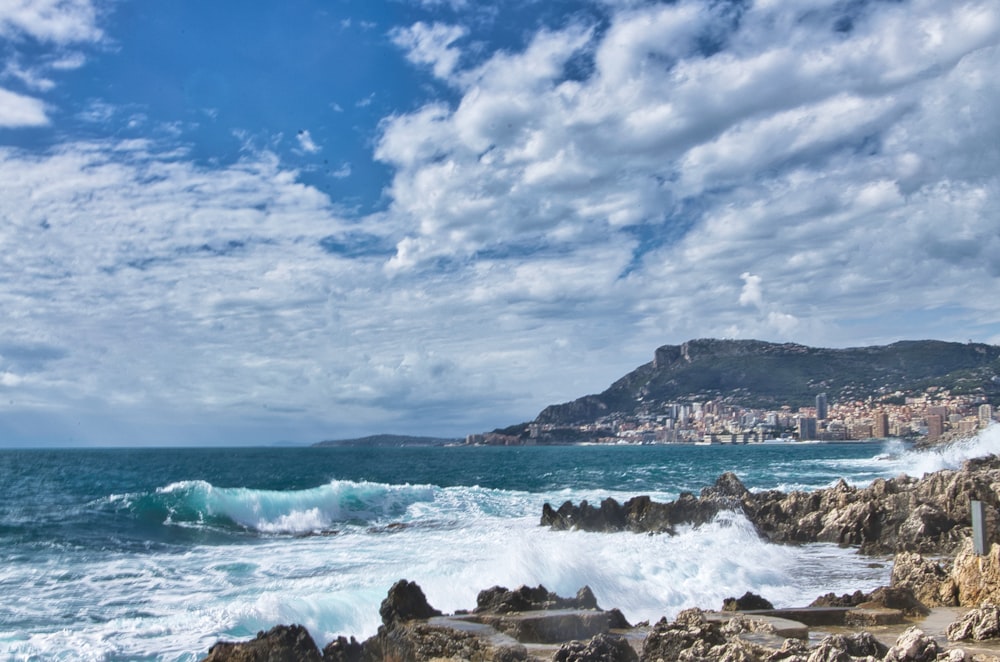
[0,496,889,660]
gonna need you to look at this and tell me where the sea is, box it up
[3,427,1000,661]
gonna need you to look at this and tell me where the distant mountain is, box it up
[313,434,460,447]
[534,339,1000,426]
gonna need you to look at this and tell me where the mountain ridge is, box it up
[531,338,1000,428]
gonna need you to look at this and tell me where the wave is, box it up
[109,479,439,535]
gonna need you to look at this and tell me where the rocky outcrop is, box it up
[553,633,638,662]
[890,552,959,607]
[475,584,599,613]
[200,624,323,662]
[946,604,1000,642]
[202,580,990,662]
[542,456,1000,555]
[722,592,774,612]
[951,540,1000,606]
[378,579,442,624]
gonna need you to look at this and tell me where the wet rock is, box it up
[379,579,442,625]
[638,611,728,662]
[722,592,775,612]
[883,627,940,662]
[542,454,1000,555]
[809,590,868,608]
[200,624,322,662]
[857,586,930,617]
[476,585,600,613]
[553,633,638,662]
[946,603,1000,642]
[321,635,363,662]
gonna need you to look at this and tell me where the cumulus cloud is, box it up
[0,86,48,126]
[390,21,468,80]
[0,0,103,44]
[4,0,1000,444]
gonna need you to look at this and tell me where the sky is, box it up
[1,0,998,446]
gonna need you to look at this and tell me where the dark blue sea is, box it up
[3,432,997,660]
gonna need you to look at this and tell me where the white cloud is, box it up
[296,129,321,153]
[0,86,48,126]
[390,21,468,80]
[0,0,103,44]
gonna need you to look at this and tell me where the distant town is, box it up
[466,388,996,446]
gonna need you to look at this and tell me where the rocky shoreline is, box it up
[541,455,1000,555]
[200,455,1000,661]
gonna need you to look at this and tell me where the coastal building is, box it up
[926,414,944,441]
[874,411,889,438]
[981,404,994,428]
[816,393,828,420]
[798,417,817,440]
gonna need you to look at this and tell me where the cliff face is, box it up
[535,339,1000,426]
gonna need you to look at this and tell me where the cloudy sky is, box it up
[1,0,998,446]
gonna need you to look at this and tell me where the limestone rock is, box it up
[806,631,888,662]
[379,578,442,625]
[891,552,958,607]
[883,627,940,662]
[951,541,1000,606]
[946,603,1000,641]
[200,624,322,662]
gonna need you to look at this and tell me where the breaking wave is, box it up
[110,479,439,534]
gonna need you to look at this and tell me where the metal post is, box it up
[971,499,987,555]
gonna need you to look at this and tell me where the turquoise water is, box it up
[2,433,997,660]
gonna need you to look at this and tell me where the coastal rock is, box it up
[364,620,529,661]
[890,552,958,607]
[951,541,1000,606]
[806,632,888,661]
[200,624,322,662]
[321,635,363,662]
[475,584,600,613]
[542,456,1000,555]
[883,627,940,662]
[946,603,1000,642]
[809,590,868,608]
[722,592,775,612]
[379,578,442,624]
[552,633,638,662]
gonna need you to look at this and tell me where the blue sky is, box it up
[1,0,999,446]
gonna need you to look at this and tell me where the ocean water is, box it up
[3,427,1000,661]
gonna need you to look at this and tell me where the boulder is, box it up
[722,591,774,612]
[200,624,322,662]
[946,603,1000,642]
[378,579,442,625]
[553,633,638,662]
[806,631,888,662]
[883,627,940,662]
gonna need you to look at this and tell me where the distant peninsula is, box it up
[472,338,1000,446]
[313,434,460,448]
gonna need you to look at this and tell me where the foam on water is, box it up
[5,433,999,660]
